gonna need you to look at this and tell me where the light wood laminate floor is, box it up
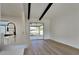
[24,39,79,55]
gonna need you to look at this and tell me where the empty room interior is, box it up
[0,3,79,55]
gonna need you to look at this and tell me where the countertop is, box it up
[3,35,30,47]
[0,35,29,55]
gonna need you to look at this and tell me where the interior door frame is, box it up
[29,22,44,40]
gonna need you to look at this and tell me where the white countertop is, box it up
[0,35,29,55]
[3,35,29,46]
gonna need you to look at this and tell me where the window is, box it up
[0,26,5,34]
[30,23,43,36]
[0,21,8,34]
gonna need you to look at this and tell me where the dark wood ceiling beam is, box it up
[28,3,31,20]
[39,3,53,20]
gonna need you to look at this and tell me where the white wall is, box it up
[50,3,79,48]
[0,4,1,19]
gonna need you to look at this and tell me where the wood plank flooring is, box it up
[24,39,79,55]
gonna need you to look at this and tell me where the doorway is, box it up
[30,22,44,40]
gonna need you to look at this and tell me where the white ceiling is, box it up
[1,3,24,17]
[1,3,54,20]
[42,3,55,19]
[1,3,79,21]
[30,3,48,19]
[23,3,28,19]
[45,3,79,20]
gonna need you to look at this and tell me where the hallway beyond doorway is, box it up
[30,22,44,40]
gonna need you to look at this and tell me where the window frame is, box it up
[29,22,44,39]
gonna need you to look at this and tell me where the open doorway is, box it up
[30,22,44,40]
